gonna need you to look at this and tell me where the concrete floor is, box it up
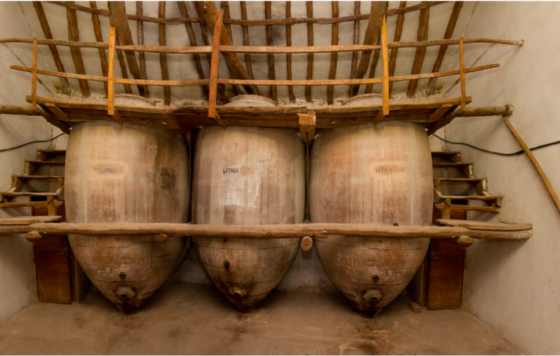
[0,282,518,354]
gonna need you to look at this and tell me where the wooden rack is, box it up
[0,3,523,133]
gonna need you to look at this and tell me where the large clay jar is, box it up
[310,94,433,314]
[65,120,189,311]
[193,95,305,309]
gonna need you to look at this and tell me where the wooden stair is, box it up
[0,149,65,215]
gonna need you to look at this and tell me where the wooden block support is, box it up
[298,112,316,144]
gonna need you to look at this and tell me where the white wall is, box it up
[0,3,65,320]
[446,2,560,353]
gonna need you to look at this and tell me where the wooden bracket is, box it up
[298,112,316,144]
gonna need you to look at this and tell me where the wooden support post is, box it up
[239,1,258,96]
[348,1,361,97]
[107,26,116,116]
[208,10,223,122]
[365,2,388,94]
[298,112,316,144]
[459,36,466,110]
[136,2,149,97]
[503,114,560,215]
[31,39,38,110]
[380,16,390,116]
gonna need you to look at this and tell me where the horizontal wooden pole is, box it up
[0,37,522,55]
[0,105,41,116]
[455,105,513,117]
[0,222,532,241]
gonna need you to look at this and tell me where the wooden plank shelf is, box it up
[0,221,532,241]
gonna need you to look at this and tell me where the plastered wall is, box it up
[0,3,65,320]
[445,2,560,353]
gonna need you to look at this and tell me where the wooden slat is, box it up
[365,2,388,94]
[159,2,171,105]
[285,2,295,102]
[177,2,208,98]
[427,1,463,93]
[264,2,277,101]
[389,1,406,95]
[32,2,69,87]
[407,4,430,97]
[107,2,147,96]
[107,26,116,116]
[208,10,223,120]
[348,1,361,97]
[90,1,109,93]
[239,1,258,96]
[380,16,389,116]
[115,38,133,94]
[31,39,38,110]
[350,2,387,96]
[327,2,340,104]
[305,1,314,102]
[136,2,150,97]
[66,1,90,96]
[195,2,256,95]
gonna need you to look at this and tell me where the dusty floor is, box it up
[0,282,518,354]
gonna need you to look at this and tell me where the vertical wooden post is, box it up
[107,26,116,116]
[31,38,38,111]
[208,10,223,121]
[305,1,314,102]
[459,36,466,110]
[381,16,390,117]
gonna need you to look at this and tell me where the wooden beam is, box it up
[427,1,463,93]
[265,2,277,101]
[459,36,466,109]
[365,2,388,94]
[350,2,387,96]
[0,216,62,225]
[348,1,361,97]
[158,2,171,105]
[327,2,340,104]
[66,1,90,96]
[31,39,38,110]
[194,2,256,95]
[220,2,240,96]
[389,1,407,96]
[0,105,41,116]
[503,114,560,215]
[208,10,223,121]
[285,2,295,102]
[239,1,258,96]
[115,37,133,94]
[3,221,531,241]
[107,2,147,96]
[136,2,150,97]
[305,1,314,102]
[32,2,69,88]
[455,105,513,117]
[177,2,208,98]
[407,4,430,97]
[89,1,109,94]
